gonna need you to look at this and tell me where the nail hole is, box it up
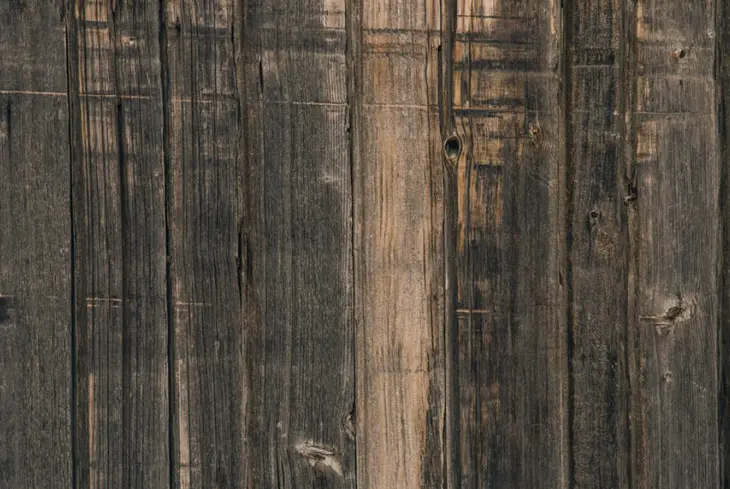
[589,209,600,220]
[444,135,461,159]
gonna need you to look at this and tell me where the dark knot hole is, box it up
[444,135,461,159]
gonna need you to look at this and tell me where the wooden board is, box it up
[67,1,170,488]
[628,0,720,487]
[353,0,445,487]
[0,2,72,488]
[449,0,568,488]
[240,0,356,487]
[164,2,244,488]
[567,0,630,487]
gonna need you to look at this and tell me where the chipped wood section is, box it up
[165,2,244,489]
[241,0,356,486]
[451,0,568,488]
[67,1,170,488]
[0,2,72,488]
[567,0,630,488]
[628,0,721,487]
[353,0,445,487]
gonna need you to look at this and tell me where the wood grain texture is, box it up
[164,2,244,489]
[241,0,356,487]
[0,2,72,488]
[67,1,170,488]
[567,0,630,487]
[450,0,568,488]
[353,0,445,487]
[628,0,721,487]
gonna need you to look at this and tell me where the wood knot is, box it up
[672,48,686,59]
[639,296,693,334]
[294,441,343,477]
[443,135,461,160]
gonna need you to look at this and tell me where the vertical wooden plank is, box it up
[450,0,567,488]
[164,2,244,489]
[240,0,355,487]
[0,2,72,488]
[353,0,445,486]
[629,0,720,487]
[67,1,169,488]
[567,0,630,488]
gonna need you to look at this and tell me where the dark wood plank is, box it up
[0,2,72,488]
[164,2,244,489]
[240,0,356,487]
[628,0,721,487]
[67,1,169,488]
[353,0,445,487]
[567,0,630,487]
[449,0,568,488]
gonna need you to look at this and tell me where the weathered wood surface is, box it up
[353,0,445,486]
[448,0,568,487]
[1,1,729,489]
[68,1,170,488]
[242,0,355,488]
[165,2,244,489]
[0,2,72,488]
[567,0,630,487]
[628,0,721,486]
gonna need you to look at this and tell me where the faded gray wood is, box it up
[567,0,630,487]
[449,0,568,488]
[164,2,244,489]
[241,0,356,487]
[67,1,170,488]
[353,0,446,487]
[628,0,720,487]
[0,2,72,488]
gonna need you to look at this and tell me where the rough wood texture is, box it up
[450,0,568,488]
[567,0,630,487]
[241,0,356,487]
[5,2,730,489]
[67,1,170,488]
[0,2,72,488]
[165,2,244,489]
[628,0,720,487]
[353,0,445,487]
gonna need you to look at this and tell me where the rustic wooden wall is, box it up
[1,0,729,488]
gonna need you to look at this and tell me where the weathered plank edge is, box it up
[65,4,84,487]
[158,2,175,489]
[440,0,459,485]
[715,0,726,466]
[64,3,79,488]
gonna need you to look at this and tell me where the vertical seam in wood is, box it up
[617,1,634,487]
[65,2,78,487]
[560,0,575,487]
[622,0,640,485]
[441,0,459,485]
[716,0,727,484]
[618,0,635,488]
[347,0,361,484]
[158,2,174,488]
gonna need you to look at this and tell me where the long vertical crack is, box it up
[158,2,175,489]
